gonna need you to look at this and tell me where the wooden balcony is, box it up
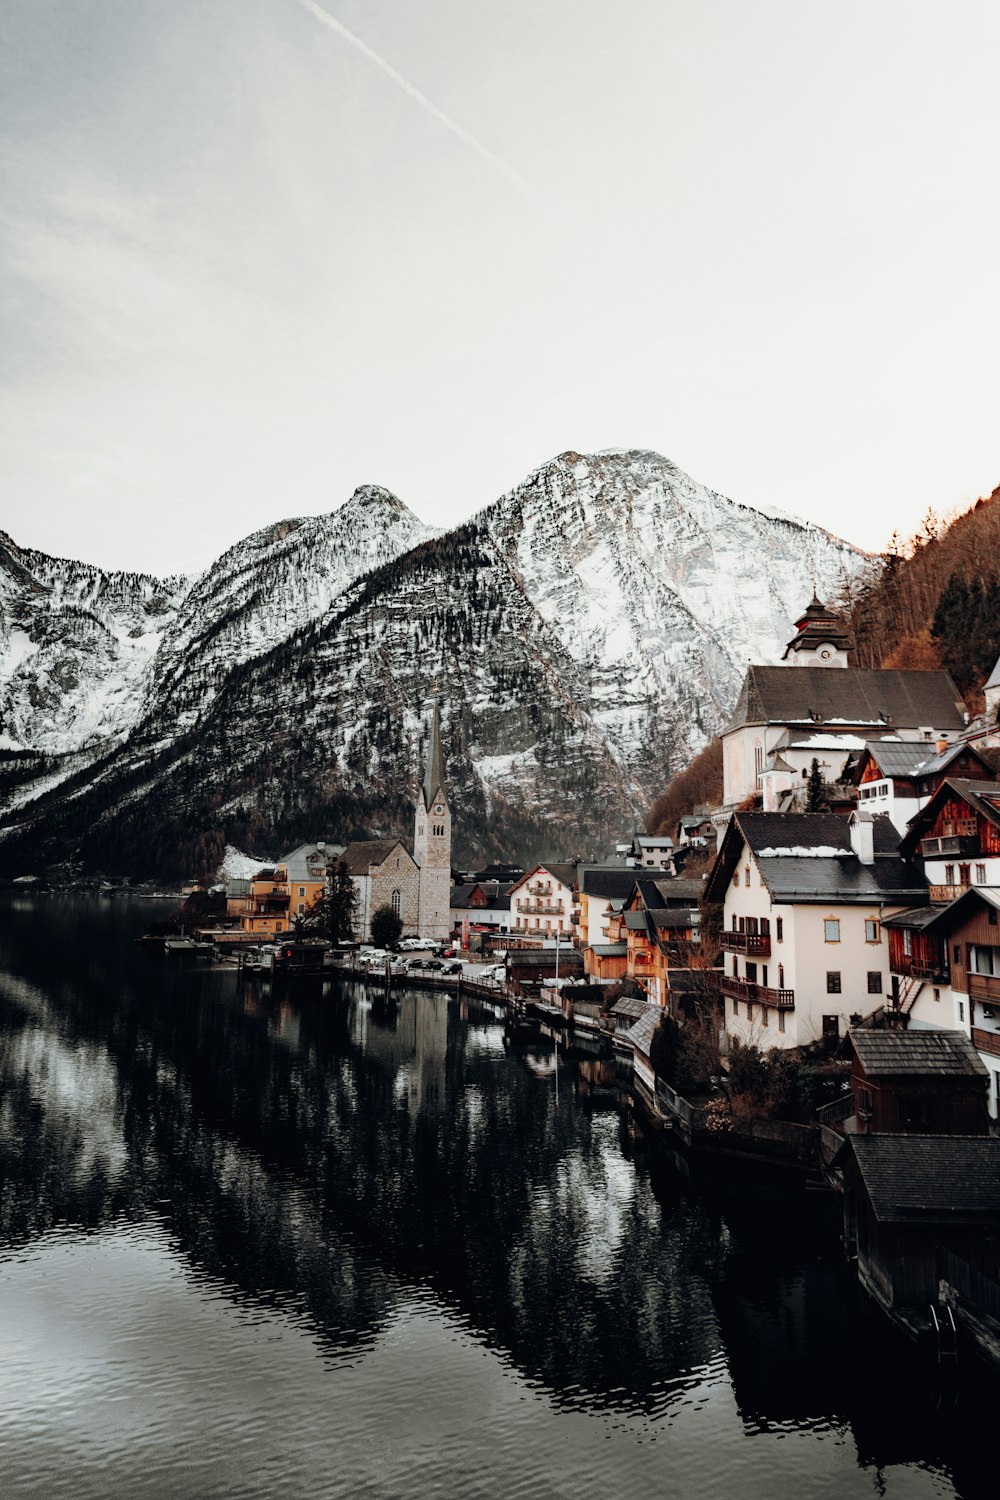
[968,972,1000,1004]
[720,974,795,1009]
[929,884,969,904]
[893,956,949,983]
[971,1026,1000,1058]
[721,931,771,957]
[920,833,979,858]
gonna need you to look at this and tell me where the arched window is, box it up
[391,889,401,918]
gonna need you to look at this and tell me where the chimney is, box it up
[935,738,948,755]
[850,812,874,865]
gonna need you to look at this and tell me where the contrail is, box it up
[291,0,545,209]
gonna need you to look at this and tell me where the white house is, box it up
[508,862,577,941]
[704,810,928,1052]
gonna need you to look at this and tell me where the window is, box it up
[977,864,987,884]
[298,886,306,897]
[732,914,738,930]
[746,962,757,984]
[864,919,880,943]
[778,1010,785,1033]
[778,964,785,988]
[776,917,784,942]
[732,956,738,976]
[959,863,971,885]
[957,1000,965,1023]
[903,929,913,956]
[745,865,751,885]
[867,972,882,994]
[733,997,740,1018]
[733,871,740,887]
[391,889,402,918]
[954,944,961,964]
[761,1006,769,1027]
[826,972,842,993]
[944,864,954,884]
[824,919,841,943]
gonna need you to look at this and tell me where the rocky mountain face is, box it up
[0,452,862,879]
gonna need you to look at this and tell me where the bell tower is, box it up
[781,590,853,667]
[413,695,452,940]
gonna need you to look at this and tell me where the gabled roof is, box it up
[850,1028,988,1078]
[885,886,1000,937]
[592,943,628,957]
[280,841,346,883]
[649,908,695,932]
[899,778,1000,858]
[724,666,967,736]
[854,740,993,785]
[509,861,577,894]
[340,839,412,875]
[610,996,650,1018]
[704,811,926,905]
[847,1136,1000,1224]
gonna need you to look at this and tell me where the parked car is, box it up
[439,960,463,975]
[397,937,428,952]
[480,963,506,984]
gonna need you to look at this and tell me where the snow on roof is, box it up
[755,845,848,858]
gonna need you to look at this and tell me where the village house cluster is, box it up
[216,592,1000,1125]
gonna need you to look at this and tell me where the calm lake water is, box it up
[0,893,995,1498]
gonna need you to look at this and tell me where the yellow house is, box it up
[240,865,292,937]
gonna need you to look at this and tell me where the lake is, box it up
[0,893,993,1498]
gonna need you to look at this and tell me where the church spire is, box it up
[422,695,446,810]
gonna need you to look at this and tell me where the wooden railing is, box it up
[968,972,1000,1004]
[971,1025,1000,1058]
[720,974,795,1008]
[929,884,969,904]
[721,931,772,957]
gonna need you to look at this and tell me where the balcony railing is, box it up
[920,833,979,858]
[517,901,564,916]
[720,974,795,1009]
[721,932,772,957]
[893,955,949,983]
[968,972,1000,1004]
[972,1026,1000,1058]
[929,884,969,904]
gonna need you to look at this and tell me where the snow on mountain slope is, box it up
[0,450,866,878]
[140,486,436,726]
[0,531,190,754]
[477,450,860,777]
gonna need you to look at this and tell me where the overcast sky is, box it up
[2,0,999,576]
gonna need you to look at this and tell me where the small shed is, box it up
[849,1028,990,1135]
[506,948,584,994]
[609,995,651,1037]
[843,1134,1000,1316]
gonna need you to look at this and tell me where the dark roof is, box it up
[900,778,1000,858]
[592,943,627,957]
[508,949,584,969]
[705,811,926,905]
[848,1136,1000,1224]
[882,905,941,932]
[653,877,705,904]
[649,908,695,932]
[340,839,409,874]
[855,739,993,784]
[887,885,1000,937]
[724,667,966,735]
[577,866,644,899]
[624,911,649,930]
[610,997,650,1018]
[850,1028,988,1078]
[450,884,478,907]
[624,1007,661,1053]
[782,594,854,658]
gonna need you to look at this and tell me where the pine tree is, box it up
[806,758,824,812]
[308,860,358,942]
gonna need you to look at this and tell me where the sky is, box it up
[2,0,1000,576]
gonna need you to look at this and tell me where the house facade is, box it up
[705,810,927,1051]
[509,862,578,941]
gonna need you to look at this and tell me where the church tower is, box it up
[413,696,452,941]
[781,591,853,667]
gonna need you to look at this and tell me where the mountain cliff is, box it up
[0,451,862,878]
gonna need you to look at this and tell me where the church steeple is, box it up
[781,591,853,667]
[413,693,452,940]
[421,696,447,810]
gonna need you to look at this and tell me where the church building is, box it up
[722,593,968,809]
[413,696,453,941]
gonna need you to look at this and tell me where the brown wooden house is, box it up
[848,1028,990,1135]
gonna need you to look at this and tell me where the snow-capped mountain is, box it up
[0,452,863,877]
[0,531,190,755]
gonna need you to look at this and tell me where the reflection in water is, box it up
[0,895,993,1497]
